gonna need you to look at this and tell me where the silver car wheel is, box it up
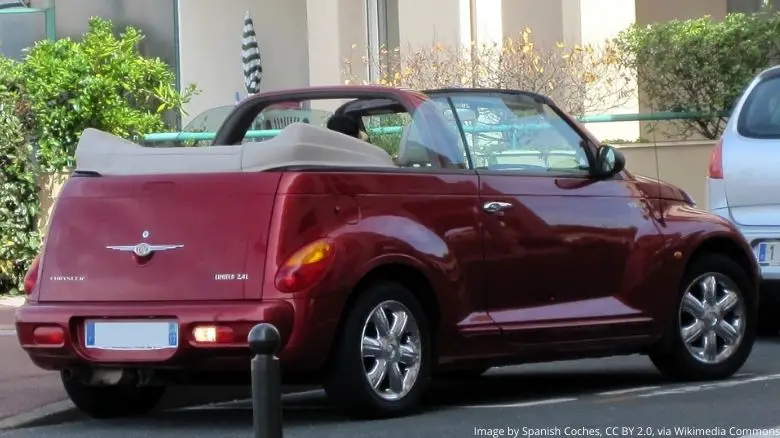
[679,272,746,364]
[360,300,422,401]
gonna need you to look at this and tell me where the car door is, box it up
[429,90,666,347]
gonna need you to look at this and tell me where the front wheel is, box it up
[649,254,757,381]
[62,372,165,419]
[324,281,431,418]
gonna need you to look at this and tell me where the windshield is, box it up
[428,93,591,173]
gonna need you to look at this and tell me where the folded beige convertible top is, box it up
[74,123,397,176]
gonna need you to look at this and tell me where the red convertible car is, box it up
[16,86,758,419]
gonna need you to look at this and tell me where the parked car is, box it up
[17,85,758,420]
[707,65,780,333]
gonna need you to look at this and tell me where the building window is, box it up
[366,0,399,81]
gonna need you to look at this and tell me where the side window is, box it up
[361,112,421,164]
[738,77,780,138]
[443,95,591,174]
[240,105,333,144]
[173,105,233,147]
[229,97,469,170]
[362,106,469,170]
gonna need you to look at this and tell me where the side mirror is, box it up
[595,144,625,177]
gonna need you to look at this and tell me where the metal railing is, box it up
[141,110,730,144]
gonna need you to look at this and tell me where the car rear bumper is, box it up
[14,301,303,373]
[710,207,780,281]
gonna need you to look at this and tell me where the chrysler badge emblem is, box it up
[133,242,152,257]
[106,232,183,257]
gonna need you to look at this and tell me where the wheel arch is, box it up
[649,233,759,381]
[324,261,441,369]
[684,234,759,297]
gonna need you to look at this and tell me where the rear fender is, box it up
[269,216,462,372]
[326,214,463,307]
[329,216,467,334]
[26,176,69,304]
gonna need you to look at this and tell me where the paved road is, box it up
[0,308,66,421]
[3,339,780,438]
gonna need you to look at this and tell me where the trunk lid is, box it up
[38,172,281,302]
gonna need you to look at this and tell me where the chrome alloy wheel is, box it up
[679,273,746,364]
[360,300,422,401]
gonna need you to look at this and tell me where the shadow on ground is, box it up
[68,363,669,429]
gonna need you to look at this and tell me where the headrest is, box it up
[326,114,360,137]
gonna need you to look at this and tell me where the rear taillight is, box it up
[32,326,65,346]
[274,239,335,293]
[708,138,723,179]
[23,255,40,295]
[192,325,234,344]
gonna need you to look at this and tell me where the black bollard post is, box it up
[248,323,283,438]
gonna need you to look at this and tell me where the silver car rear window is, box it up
[737,76,780,139]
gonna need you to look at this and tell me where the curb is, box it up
[0,400,78,431]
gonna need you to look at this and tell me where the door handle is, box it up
[483,201,513,214]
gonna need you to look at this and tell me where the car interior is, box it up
[331,97,468,170]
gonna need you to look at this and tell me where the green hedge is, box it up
[0,58,39,295]
[0,17,197,294]
[616,11,780,139]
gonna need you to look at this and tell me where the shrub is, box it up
[343,28,636,117]
[21,17,198,171]
[616,12,780,139]
[0,57,39,294]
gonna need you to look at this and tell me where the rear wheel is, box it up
[324,281,431,418]
[649,254,756,381]
[61,372,165,419]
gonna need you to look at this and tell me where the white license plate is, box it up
[757,241,780,266]
[85,320,178,350]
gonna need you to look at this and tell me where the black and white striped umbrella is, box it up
[242,10,263,94]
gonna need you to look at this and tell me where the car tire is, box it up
[649,253,757,381]
[324,281,432,419]
[61,372,165,419]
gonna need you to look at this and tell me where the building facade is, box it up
[13,0,776,132]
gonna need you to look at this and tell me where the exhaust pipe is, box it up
[87,368,125,386]
[66,367,162,386]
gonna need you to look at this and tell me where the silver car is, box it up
[707,65,780,334]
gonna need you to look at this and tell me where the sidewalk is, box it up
[0,300,68,423]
